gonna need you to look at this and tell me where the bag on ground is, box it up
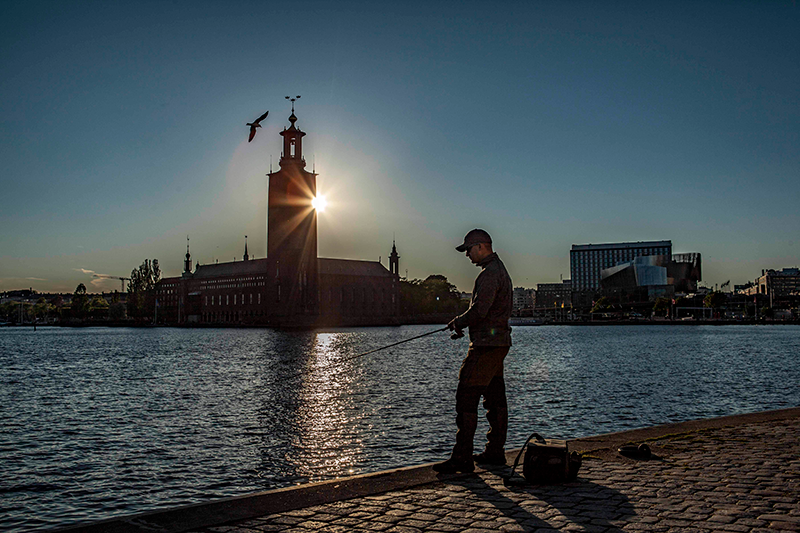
[505,432,582,485]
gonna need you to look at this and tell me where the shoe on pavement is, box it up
[432,458,475,474]
[474,451,507,465]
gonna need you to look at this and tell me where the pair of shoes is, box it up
[618,443,651,459]
[432,458,475,474]
[474,451,507,465]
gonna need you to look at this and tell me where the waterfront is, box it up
[1,325,799,531]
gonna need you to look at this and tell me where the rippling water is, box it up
[1,325,799,531]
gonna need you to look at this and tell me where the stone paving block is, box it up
[385,526,424,533]
[765,523,800,532]
[308,512,343,522]
[319,524,352,533]
[758,514,800,524]
[267,515,305,525]
[721,524,753,533]
[734,518,769,528]
[358,522,394,531]
[283,509,317,517]
[296,519,332,529]
[372,514,405,524]
[397,519,437,529]
[498,524,527,532]
[428,524,471,532]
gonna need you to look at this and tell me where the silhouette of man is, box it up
[434,229,513,474]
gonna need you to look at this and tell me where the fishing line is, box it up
[306,326,449,375]
[122,327,452,381]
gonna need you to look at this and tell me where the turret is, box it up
[389,239,400,277]
[184,236,192,274]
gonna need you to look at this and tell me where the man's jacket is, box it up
[453,253,513,346]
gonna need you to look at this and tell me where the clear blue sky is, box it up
[2,1,798,293]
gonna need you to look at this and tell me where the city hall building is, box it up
[156,109,401,327]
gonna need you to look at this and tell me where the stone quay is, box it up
[57,407,800,533]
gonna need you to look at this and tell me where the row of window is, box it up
[199,276,266,290]
[206,293,263,306]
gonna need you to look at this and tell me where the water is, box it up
[1,325,798,531]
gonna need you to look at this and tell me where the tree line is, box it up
[1,259,161,324]
[400,274,467,317]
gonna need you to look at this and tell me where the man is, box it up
[434,229,513,474]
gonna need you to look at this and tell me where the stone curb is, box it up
[53,406,800,533]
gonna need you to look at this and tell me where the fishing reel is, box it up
[450,327,465,340]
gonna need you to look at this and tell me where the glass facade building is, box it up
[570,241,672,292]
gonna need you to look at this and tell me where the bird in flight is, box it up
[247,110,269,142]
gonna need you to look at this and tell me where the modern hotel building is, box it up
[570,240,673,292]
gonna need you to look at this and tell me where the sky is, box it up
[2,1,798,294]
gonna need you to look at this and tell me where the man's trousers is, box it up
[450,345,509,462]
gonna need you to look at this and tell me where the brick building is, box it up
[156,109,400,327]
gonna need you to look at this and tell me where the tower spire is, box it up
[243,235,249,261]
[389,237,400,277]
[285,95,301,113]
[184,236,193,274]
[280,95,306,164]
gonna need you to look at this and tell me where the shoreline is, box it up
[53,406,800,533]
[4,319,799,329]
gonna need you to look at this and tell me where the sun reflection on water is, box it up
[288,332,366,481]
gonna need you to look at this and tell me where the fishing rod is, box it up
[308,326,452,374]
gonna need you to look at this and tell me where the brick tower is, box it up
[267,102,319,318]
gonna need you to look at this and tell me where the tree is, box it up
[127,259,161,320]
[1,301,20,323]
[652,297,670,317]
[32,297,53,321]
[89,294,109,319]
[400,274,464,316]
[108,301,127,321]
[72,283,89,319]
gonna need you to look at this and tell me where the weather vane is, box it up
[285,95,301,113]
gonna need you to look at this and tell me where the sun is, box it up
[312,195,327,212]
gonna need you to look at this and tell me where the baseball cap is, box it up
[455,229,492,252]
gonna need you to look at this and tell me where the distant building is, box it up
[600,255,673,301]
[512,287,535,313]
[734,282,754,294]
[569,241,703,309]
[535,281,571,309]
[570,241,673,292]
[156,109,400,327]
[668,253,702,293]
[601,255,668,287]
[742,268,800,309]
[599,251,702,300]
[0,288,38,302]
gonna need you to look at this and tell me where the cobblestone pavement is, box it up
[188,417,799,533]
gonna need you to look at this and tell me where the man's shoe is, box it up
[432,458,475,474]
[474,451,506,465]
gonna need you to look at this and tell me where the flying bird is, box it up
[247,110,269,142]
